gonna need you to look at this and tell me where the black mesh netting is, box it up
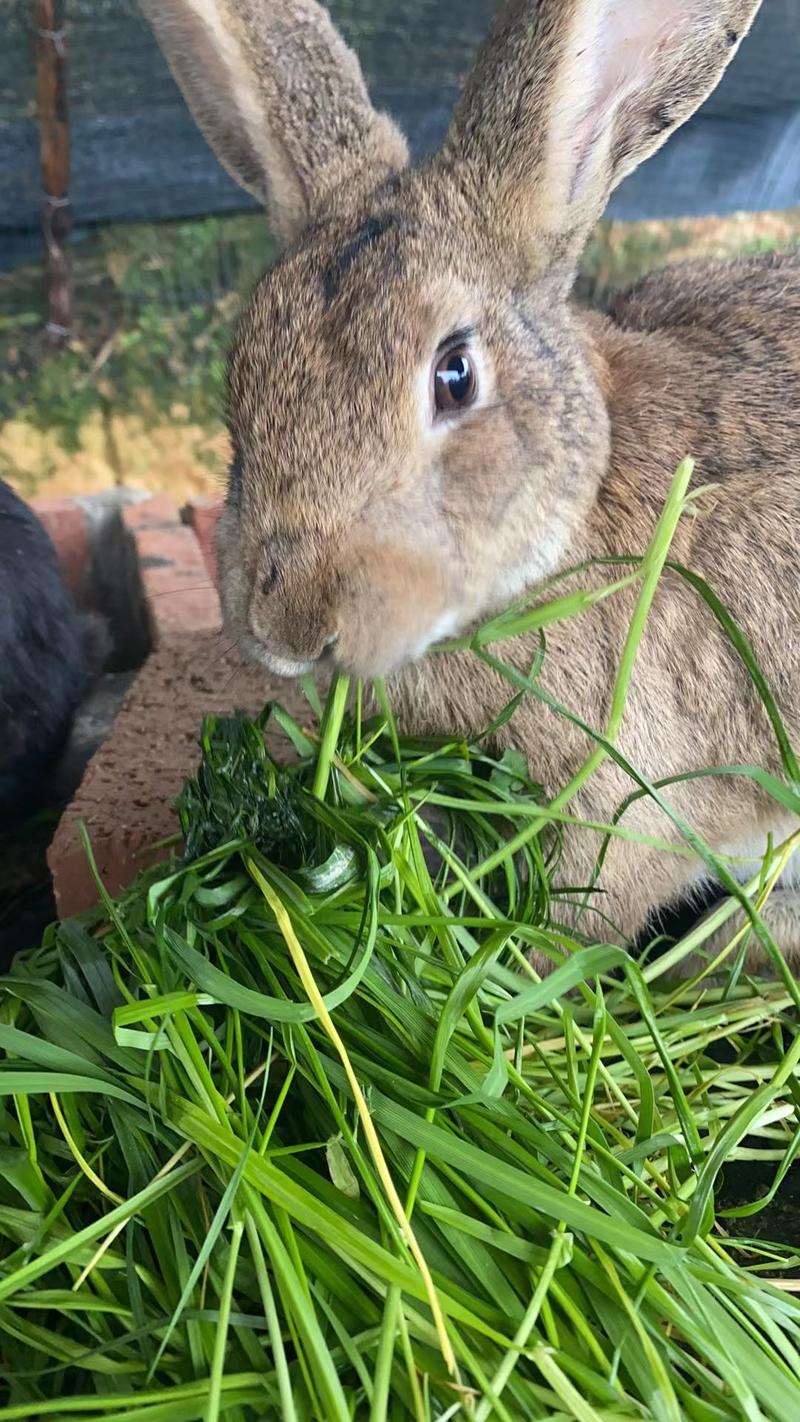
[1,0,799,273]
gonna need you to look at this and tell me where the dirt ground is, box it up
[0,409,230,502]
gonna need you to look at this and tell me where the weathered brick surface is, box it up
[123,495,221,639]
[183,497,223,585]
[48,631,310,919]
[28,487,307,920]
[31,496,90,598]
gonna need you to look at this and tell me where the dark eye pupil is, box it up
[434,342,477,414]
[442,353,472,402]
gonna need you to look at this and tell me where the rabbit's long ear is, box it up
[443,0,762,275]
[139,0,409,244]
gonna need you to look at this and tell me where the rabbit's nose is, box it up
[248,595,338,675]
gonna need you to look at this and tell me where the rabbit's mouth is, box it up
[240,631,340,682]
[239,609,462,684]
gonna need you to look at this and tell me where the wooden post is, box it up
[34,0,72,344]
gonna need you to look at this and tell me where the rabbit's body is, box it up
[143,0,800,958]
[395,247,800,942]
[0,481,90,817]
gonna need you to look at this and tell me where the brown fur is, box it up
[144,0,800,959]
[138,0,407,242]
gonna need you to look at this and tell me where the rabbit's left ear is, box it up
[442,0,762,275]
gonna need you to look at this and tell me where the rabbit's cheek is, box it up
[216,508,263,643]
[496,516,576,610]
[334,544,458,676]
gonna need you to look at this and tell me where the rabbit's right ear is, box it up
[443,0,762,280]
[139,0,409,244]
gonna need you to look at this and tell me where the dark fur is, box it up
[0,481,90,817]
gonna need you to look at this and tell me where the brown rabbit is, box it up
[142,0,800,965]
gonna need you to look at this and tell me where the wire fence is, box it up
[3,0,800,270]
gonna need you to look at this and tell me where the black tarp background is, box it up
[1,0,798,272]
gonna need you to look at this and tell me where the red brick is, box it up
[50,840,173,922]
[123,495,221,641]
[48,631,311,918]
[31,497,89,599]
[183,497,223,586]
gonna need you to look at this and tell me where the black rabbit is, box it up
[0,480,90,818]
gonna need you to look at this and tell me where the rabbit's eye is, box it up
[434,346,477,414]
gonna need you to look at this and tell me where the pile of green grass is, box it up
[1,463,800,1420]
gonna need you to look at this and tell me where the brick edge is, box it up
[32,490,226,917]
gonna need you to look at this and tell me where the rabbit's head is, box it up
[144,0,762,676]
